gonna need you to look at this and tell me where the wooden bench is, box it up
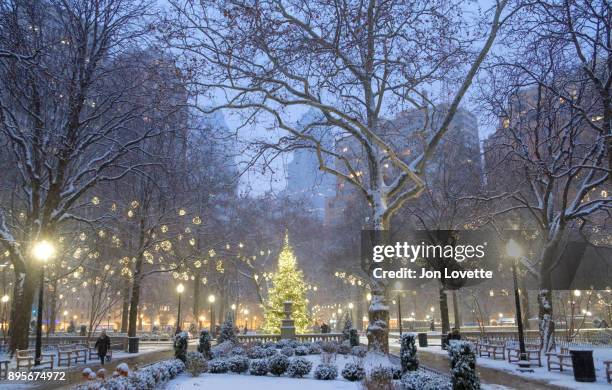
[507,346,542,367]
[604,360,611,383]
[57,345,75,366]
[479,341,505,360]
[0,359,9,379]
[16,349,54,370]
[72,344,87,365]
[546,347,572,372]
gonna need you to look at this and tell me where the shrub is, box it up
[276,339,291,349]
[198,330,212,359]
[308,343,322,354]
[230,346,245,356]
[263,341,277,349]
[314,363,338,380]
[400,333,419,373]
[211,340,234,358]
[264,346,278,357]
[218,318,238,344]
[268,354,290,376]
[247,346,267,359]
[320,341,338,353]
[294,346,309,356]
[227,355,249,374]
[280,346,295,356]
[185,352,207,377]
[369,365,394,382]
[173,332,189,362]
[401,370,451,390]
[351,345,367,358]
[338,341,351,355]
[287,357,312,378]
[341,362,365,381]
[349,328,359,347]
[448,341,480,390]
[249,359,269,376]
[208,359,229,374]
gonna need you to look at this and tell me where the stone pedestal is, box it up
[280,301,296,339]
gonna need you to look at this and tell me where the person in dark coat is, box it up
[95,330,111,365]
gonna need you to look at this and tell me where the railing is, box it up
[236,333,344,344]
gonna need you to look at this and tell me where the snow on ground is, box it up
[388,337,612,390]
[166,374,361,390]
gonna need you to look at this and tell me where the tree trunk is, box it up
[538,238,560,352]
[127,257,144,338]
[439,287,450,334]
[193,269,201,319]
[9,268,37,353]
[120,282,130,333]
[520,281,530,330]
[452,290,461,330]
[47,280,57,336]
[366,218,390,353]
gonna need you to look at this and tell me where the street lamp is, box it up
[198,315,205,329]
[1,294,9,342]
[208,294,216,333]
[243,308,249,329]
[175,283,184,334]
[32,240,55,366]
[506,238,529,369]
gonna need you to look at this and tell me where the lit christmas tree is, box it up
[263,232,310,333]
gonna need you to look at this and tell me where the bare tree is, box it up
[164,0,511,352]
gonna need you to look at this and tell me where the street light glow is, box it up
[32,240,55,262]
[176,283,185,294]
[231,304,236,310]
[506,239,523,259]
[348,302,354,309]
[1,295,8,303]
[366,293,372,301]
[208,294,216,303]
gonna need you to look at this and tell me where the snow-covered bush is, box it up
[369,365,395,382]
[341,362,365,381]
[218,318,238,344]
[276,339,292,349]
[314,363,338,380]
[268,354,290,376]
[173,332,189,362]
[198,330,212,359]
[400,333,419,373]
[448,341,480,390]
[71,359,185,390]
[82,368,96,380]
[338,341,351,355]
[351,345,368,357]
[227,355,249,374]
[294,345,309,356]
[230,346,245,356]
[320,341,338,353]
[263,341,277,349]
[185,351,207,377]
[280,346,295,356]
[342,315,353,340]
[287,357,312,378]
[211,340,235,358]
[247,346,267,359]
[264,346,278,357]
[249,359,269,376]
[349,328,359,347]
[208,358,229,374]
[401,370,451,390]
[308,343,322,354]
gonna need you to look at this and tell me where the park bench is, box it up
[16,349,54,370]
[478,340,505,360]
[546,347,572,372]
[72,344,88,364]
[57,344,76,366]
[604,360,611,383]
[0,359,9,379]
[507,344,542,367]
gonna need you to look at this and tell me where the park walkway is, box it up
[389,345,564,390]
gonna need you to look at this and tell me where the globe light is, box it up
[231,304,236,310]
[506,239,523,259]
[208,294,215,303]
[574,289,581,297]
[199,315,205,321]
[32,240,55,262]
[348,303,354,309]
[430,307,435,312]
[63,310,68,316]
[499,313,503,318]
[1,295,8,303]
[366,293,372,301]
[176,283,185,294]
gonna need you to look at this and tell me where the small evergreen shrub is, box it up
[351,345,368,357]
[230,346,245,356]
[276,339,291,349]
[227,355,249,374]
[401,371,451,390]
[247,346,267,359]
[308,343,322,354]
[314,363,338,380]
[369,365,394,382]
[294,346,309,356]
[280,346,295,356]
[341,362,365,381]
[197,330,212,359]
[173,332,189,362]
[264,346,278,357]
[211,340,234,358]
[400,333,419,373]
[208,359,229,374]
[287,357,312,378]
[268,354,290,376]
[263,341,277,349]
[338,341,351,355]
[448,341,480,390]
[218,318,238,344]
[249,359,269,376]
[185,352,207,377]
[320,341,338,353]
[349,328,359,346]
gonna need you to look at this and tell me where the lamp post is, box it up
[175,283,184,334]
[32,240,55,366]
[243,308,249,329]
[208,294,216,333]
[396,294,403,335]
[1,294,9,343]
[506,239,530,369]
[348,302,354,325]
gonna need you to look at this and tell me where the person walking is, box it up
[95,330,111,365]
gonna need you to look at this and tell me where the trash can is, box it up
[128,337,140,353]
[418,332,428,347]
[569,349,596,382]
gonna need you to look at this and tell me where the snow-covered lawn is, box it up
[166,373,361,390]
[400,338,612,389]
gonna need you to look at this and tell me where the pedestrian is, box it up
[95,329,111,366]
